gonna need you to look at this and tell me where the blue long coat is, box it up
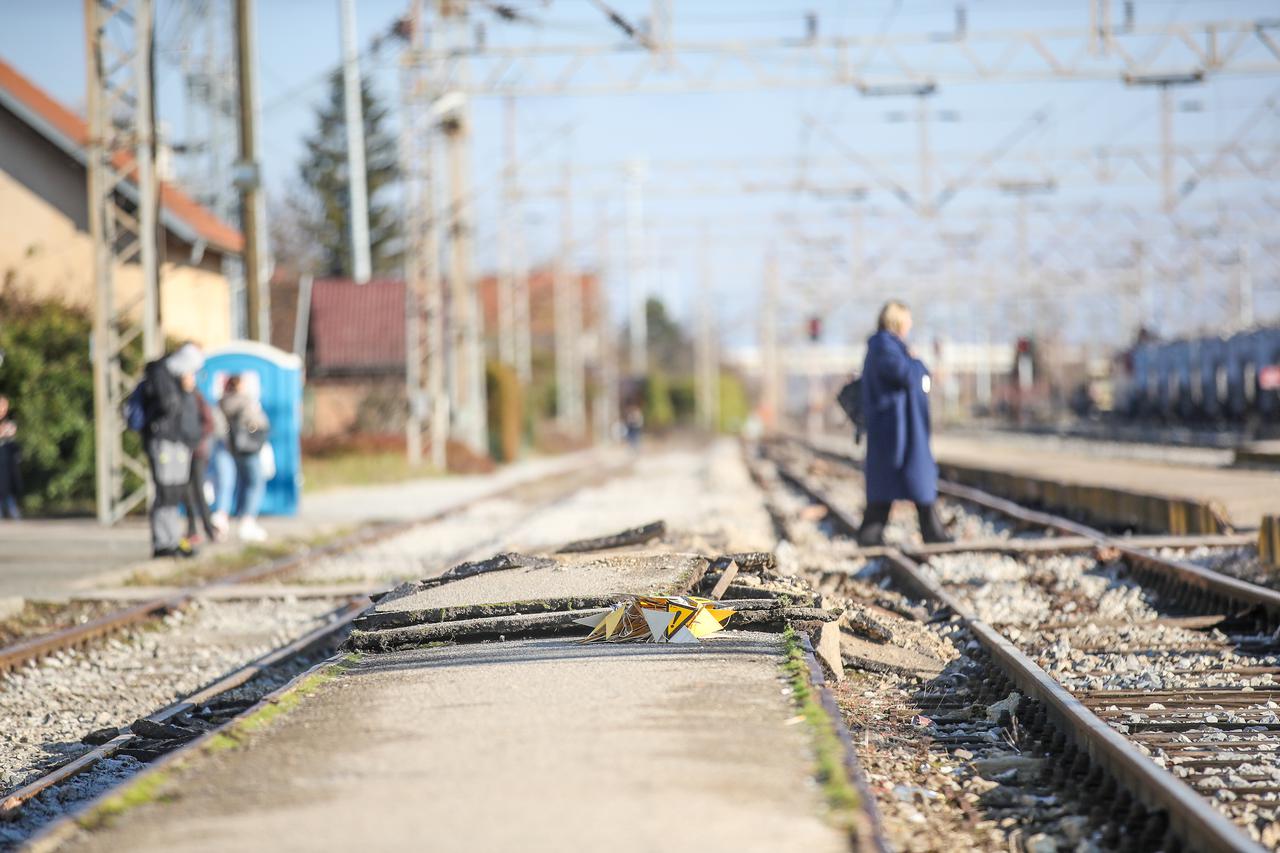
[860,330,938,505]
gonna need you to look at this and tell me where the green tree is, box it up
[645,297,692,374]
[297,72,402,277]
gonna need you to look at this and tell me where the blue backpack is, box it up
[124,381,147,431]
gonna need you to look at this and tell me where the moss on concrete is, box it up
[75,658,355,832]
[780,627,861,827]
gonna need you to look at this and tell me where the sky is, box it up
[3,1,1279,352]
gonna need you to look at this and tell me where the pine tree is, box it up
[297,72,401,277]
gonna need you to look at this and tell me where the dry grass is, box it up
[301,451,440,493]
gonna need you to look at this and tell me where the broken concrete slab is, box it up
[353,595,622,632]
[370,552,709,617]
[347,610,603,652]
[808,621,844,683]
[556,520,668,553]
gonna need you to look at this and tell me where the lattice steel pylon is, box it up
[84,0,160,524]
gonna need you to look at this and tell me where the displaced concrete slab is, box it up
[59,634,850,853]
[373,552,709,615]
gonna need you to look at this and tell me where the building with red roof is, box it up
[0,57,241,346]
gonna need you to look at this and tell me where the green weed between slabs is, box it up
[781,627,861,826]
[77,656,360,832]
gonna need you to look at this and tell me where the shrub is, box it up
[667,375,696,423]
[642,369,675,431]
[0,290,143,513]
[486,360,523,463]
[718,369,750,433]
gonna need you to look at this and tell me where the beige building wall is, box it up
[308,377,407,438]
[0,168,231,348]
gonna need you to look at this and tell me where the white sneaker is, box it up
[238,519,268,542]
[211,511,229,535]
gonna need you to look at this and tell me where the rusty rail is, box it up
[0,597,366,819]
[0,457,624,675]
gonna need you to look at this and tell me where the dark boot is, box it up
[857,502,891,547]
[917,503,953,544]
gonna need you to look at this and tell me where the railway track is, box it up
[758,437,1280,852]
[0,455,629,848]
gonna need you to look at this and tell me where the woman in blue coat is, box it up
[856,301,952,546]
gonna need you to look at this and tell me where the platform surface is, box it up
[931,432,1278,529]
[0,450,603,603]
[58,633,848,853]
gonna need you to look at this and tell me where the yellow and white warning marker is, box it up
[575,595,735,644]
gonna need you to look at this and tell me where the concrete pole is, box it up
[513,218,532,386]
[440,0,486,453]
[1238,235,1255,330]
[917,93,933,217]
[694,229,719,432]
[135,0,159,359]
[761,252,781,429]
[339,0,371,282]
[498,97,517,367]
[235,0,270,342]
[554,161,585,435]
[595,195,617,442]
[1159,84,1174,214]
[625,161,648,376]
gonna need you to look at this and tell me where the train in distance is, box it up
[1110,326,1280,429]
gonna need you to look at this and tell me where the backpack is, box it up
[836,376,865,443]
[124,381,147,431]
[229,414,269,456]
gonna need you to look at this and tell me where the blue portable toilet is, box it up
[199,342,304,516]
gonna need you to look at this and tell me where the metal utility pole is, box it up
[625,160,648,376]
[1124,72,1203,213]
[401,0,448,468]
[917,93,934,217]
[339,0,372,282]
[84,0,159,525]
[235,0,270,341]
[439,0,486,454]
[1237,235,1255,330]
[694,226,719,432]
[513,219,533,386]
[554,162,586,435]
[760,252,782,430]
[595,195,618,441]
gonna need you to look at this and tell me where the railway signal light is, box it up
[807,317,822,342]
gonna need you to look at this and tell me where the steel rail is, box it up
[877,549,1263,853]
[0,456,625,675]
[0,597,367,818]
[0,455,633,829]
[23,645,358,853]
[766,440,1268,852]
[780,437,1280,623]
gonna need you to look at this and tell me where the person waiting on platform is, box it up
[219,374,270,543]
[141,343,205,557]
[0,395,22,519]
[855,300,953,547]
[180,377,219,544]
